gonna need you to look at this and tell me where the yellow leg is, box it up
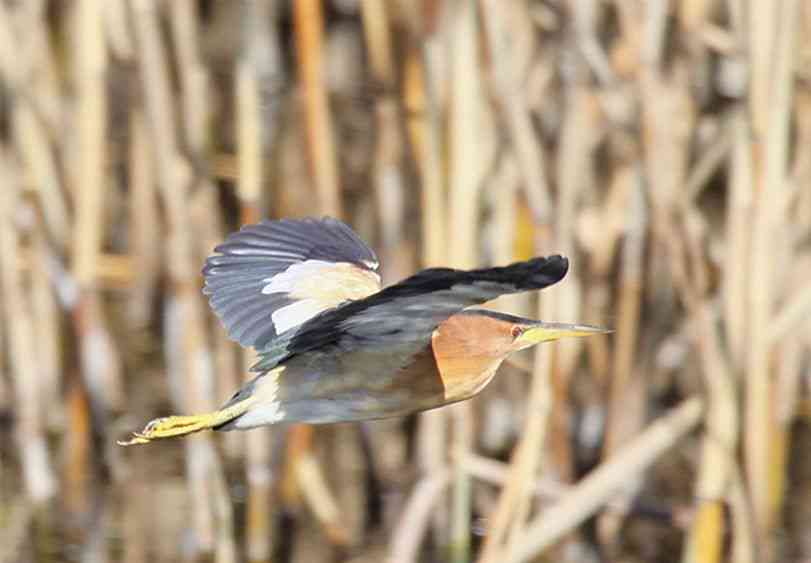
[118,398,256,446]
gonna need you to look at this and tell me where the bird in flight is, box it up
[120,217,608,445]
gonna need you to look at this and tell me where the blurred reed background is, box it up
[0,1,810,562]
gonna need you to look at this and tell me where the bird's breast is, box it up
[430,323,505,402]
[243,328,505,425]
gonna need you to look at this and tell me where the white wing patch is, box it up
[271,299,329,334]
[262,260,336,294]
[261,259,381,334]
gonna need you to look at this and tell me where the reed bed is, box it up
[0,1,810,562]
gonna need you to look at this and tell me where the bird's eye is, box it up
[511,326,524,338]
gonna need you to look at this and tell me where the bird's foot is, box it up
[118,399,258,446]
[117,413,215,446]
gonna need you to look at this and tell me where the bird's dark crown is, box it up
[458,309,540,326]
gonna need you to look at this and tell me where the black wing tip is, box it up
[533,253,568,275]
[508,254,569,290]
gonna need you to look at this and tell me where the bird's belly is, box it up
[231,343,501,428]
[280,346,449,424]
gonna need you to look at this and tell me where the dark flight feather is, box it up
[251,255,569,372]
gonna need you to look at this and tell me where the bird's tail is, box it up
[117,398,255,446]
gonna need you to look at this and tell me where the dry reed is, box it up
[0,2,809,563]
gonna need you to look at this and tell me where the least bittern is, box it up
[120,217,608,445]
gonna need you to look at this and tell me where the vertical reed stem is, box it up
[745,2,798,554]
[0,152,56,503]
[448,2,482,560]
[236,1,278,558]
[294,0,341,218]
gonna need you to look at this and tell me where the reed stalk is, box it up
[127,109,160,329]
[389,469,452,563]
[0,2,69,249]
[131,1,229,557]
[448,2,484,560]
[171,4,239,560]
[294,0,341,218]
[235,1,278,558]
[29,220,62,430]
[0,153,56,504]
[480,0,550,224]
[506,397,704,563]
[404,33,450,554]
[745,2,799,555]
[0,2,808,561]
[73,0,125,420]
[597,169,646,553]
[289,1,346,550]
[362,0,409,282]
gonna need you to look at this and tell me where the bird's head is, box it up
[508,317,611,352]
[451,309,610,358]
[431,310,610,401]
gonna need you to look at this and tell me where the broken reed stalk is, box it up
[0,151,56,503]
[505,397,704,563]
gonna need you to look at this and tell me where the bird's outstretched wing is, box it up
[203,217,380,350]
[252,255,569,372]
